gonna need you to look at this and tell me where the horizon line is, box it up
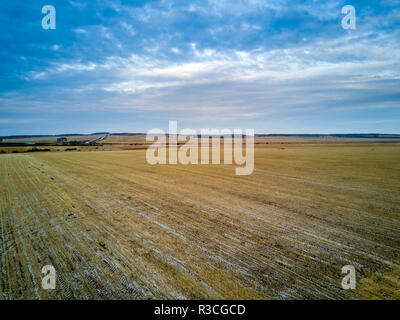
[2,132,400,139]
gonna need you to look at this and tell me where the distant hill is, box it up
[256,134,400,138]
[0,133,109,139]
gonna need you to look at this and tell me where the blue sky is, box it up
[0,0,399,135]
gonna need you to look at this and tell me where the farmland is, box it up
[0,141,399,299]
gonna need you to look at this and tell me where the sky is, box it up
[0,0,399,135]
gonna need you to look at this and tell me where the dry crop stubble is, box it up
[0,143,399,299]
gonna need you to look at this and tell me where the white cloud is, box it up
[24,31,400,88]
[121,22,136,36]
[69,1,87,9]
[72,28,87,34]
[17,26,400,122]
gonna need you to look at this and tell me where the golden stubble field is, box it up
[0,143,399,299]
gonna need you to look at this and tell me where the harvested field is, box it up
[102,134,400,146]
[0,143,399,299]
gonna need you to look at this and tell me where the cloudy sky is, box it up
[0,0,399,135]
